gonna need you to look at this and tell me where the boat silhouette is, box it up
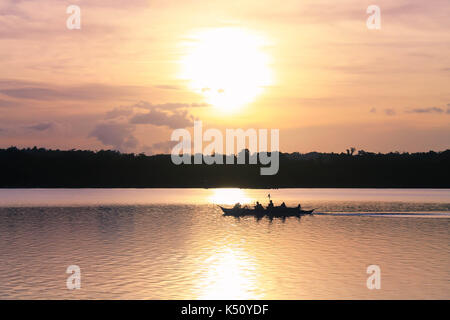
[219,205,314,218]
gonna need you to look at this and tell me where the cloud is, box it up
[407,107,445,114]
[143,140,181,155]
[370,107,376,113]
[0,99,21,107]
[26,122,54,131]
[248,0,450,30]
[0,87,62,100]
[104,101,208,121]
[90,100,200,151]
[384,109,396,116]
[105,101,200,128]
[0,79,36,88]
[105,106,134,119]
[0,79,143,101]
[89,122,137,150]
[130,109,194,128]
[130,101,209,110]
[0,1,123,40]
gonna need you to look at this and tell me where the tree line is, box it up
[0,147,449,188]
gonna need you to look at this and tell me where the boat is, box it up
[218,205,315,218]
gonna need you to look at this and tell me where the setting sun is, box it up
[180,27,273,112]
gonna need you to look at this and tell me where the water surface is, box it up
[0,188,448,299]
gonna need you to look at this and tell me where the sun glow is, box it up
[180,28,273,112]
[209,188,251,205]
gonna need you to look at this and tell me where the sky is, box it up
[0,0,449,154]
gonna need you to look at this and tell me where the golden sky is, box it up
[0,0,449,154]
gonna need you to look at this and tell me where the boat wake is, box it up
[315,212,450,218]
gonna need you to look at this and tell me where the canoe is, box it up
[219,205,314,217]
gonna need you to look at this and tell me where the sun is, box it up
[180,27,273,112]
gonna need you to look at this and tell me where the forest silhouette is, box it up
[0,147,449,188]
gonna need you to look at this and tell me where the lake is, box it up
[0,188,448,299]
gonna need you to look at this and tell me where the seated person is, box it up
[281,202,287,208]
[233,202,241,209]
[267,200,274,209]
[255,201,264,211]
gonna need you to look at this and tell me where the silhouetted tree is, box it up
[0,147,449,188]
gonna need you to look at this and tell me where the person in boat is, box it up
[297,204,302,210]
[281,202,287,208]
[233,202,241,209]
[267,200,274,209]
[255,201,264,211]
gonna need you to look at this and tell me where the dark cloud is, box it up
[407,107,444,114]
[130,109,193,128]
[91,100,200,151]
[0,1,28,18]
[89,122,137,151]
[26,122,53,131]
[144,140,181,155]
[0,99,21,107]
[384,109,396,116]
[105,101,200,128]
[0,87,62,100]
[105,106,134,119]
[0,79,37,88]
[0,79,143,101]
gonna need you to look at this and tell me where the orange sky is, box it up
[0,0,449,154]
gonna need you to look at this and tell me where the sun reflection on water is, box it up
[196,247,260,299]
[208,188,252,205]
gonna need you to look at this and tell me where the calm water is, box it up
[0,188,448,299]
